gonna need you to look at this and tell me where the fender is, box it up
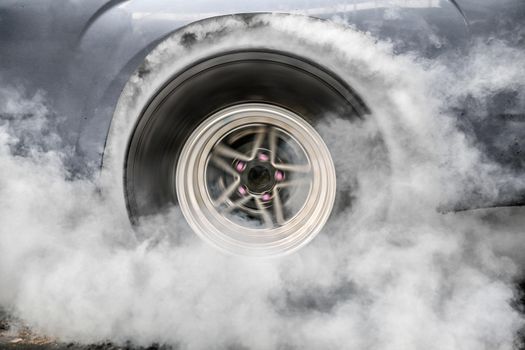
[73,0,468,167]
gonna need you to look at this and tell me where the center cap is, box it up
[244,163,275,193]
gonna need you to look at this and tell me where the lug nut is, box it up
[238,185,248,196]
[275,170,285,182]
[261,193,271,202]
[258,152,269,162]
[235,161,246,172]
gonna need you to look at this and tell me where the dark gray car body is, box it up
[0,0,524,208]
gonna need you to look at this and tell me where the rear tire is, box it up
[125,49,387,256]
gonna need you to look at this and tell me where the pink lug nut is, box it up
[238,186,248,196]
[235,161,246,172]
[258,152,269,162]
[275,170,285,182]
[261,193,271,202]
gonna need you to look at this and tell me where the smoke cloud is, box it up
[1,15,524,349]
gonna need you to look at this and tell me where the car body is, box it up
[1,0,524,254]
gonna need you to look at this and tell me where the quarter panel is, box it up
[74,1,466,166]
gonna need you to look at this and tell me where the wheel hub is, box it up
[240,154,278,194]
[246,163,273,192]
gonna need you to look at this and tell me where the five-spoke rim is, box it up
[175,103,336,256]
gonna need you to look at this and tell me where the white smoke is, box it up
[1,15,524,349]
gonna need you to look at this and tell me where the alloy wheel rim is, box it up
[175,103,336,256]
